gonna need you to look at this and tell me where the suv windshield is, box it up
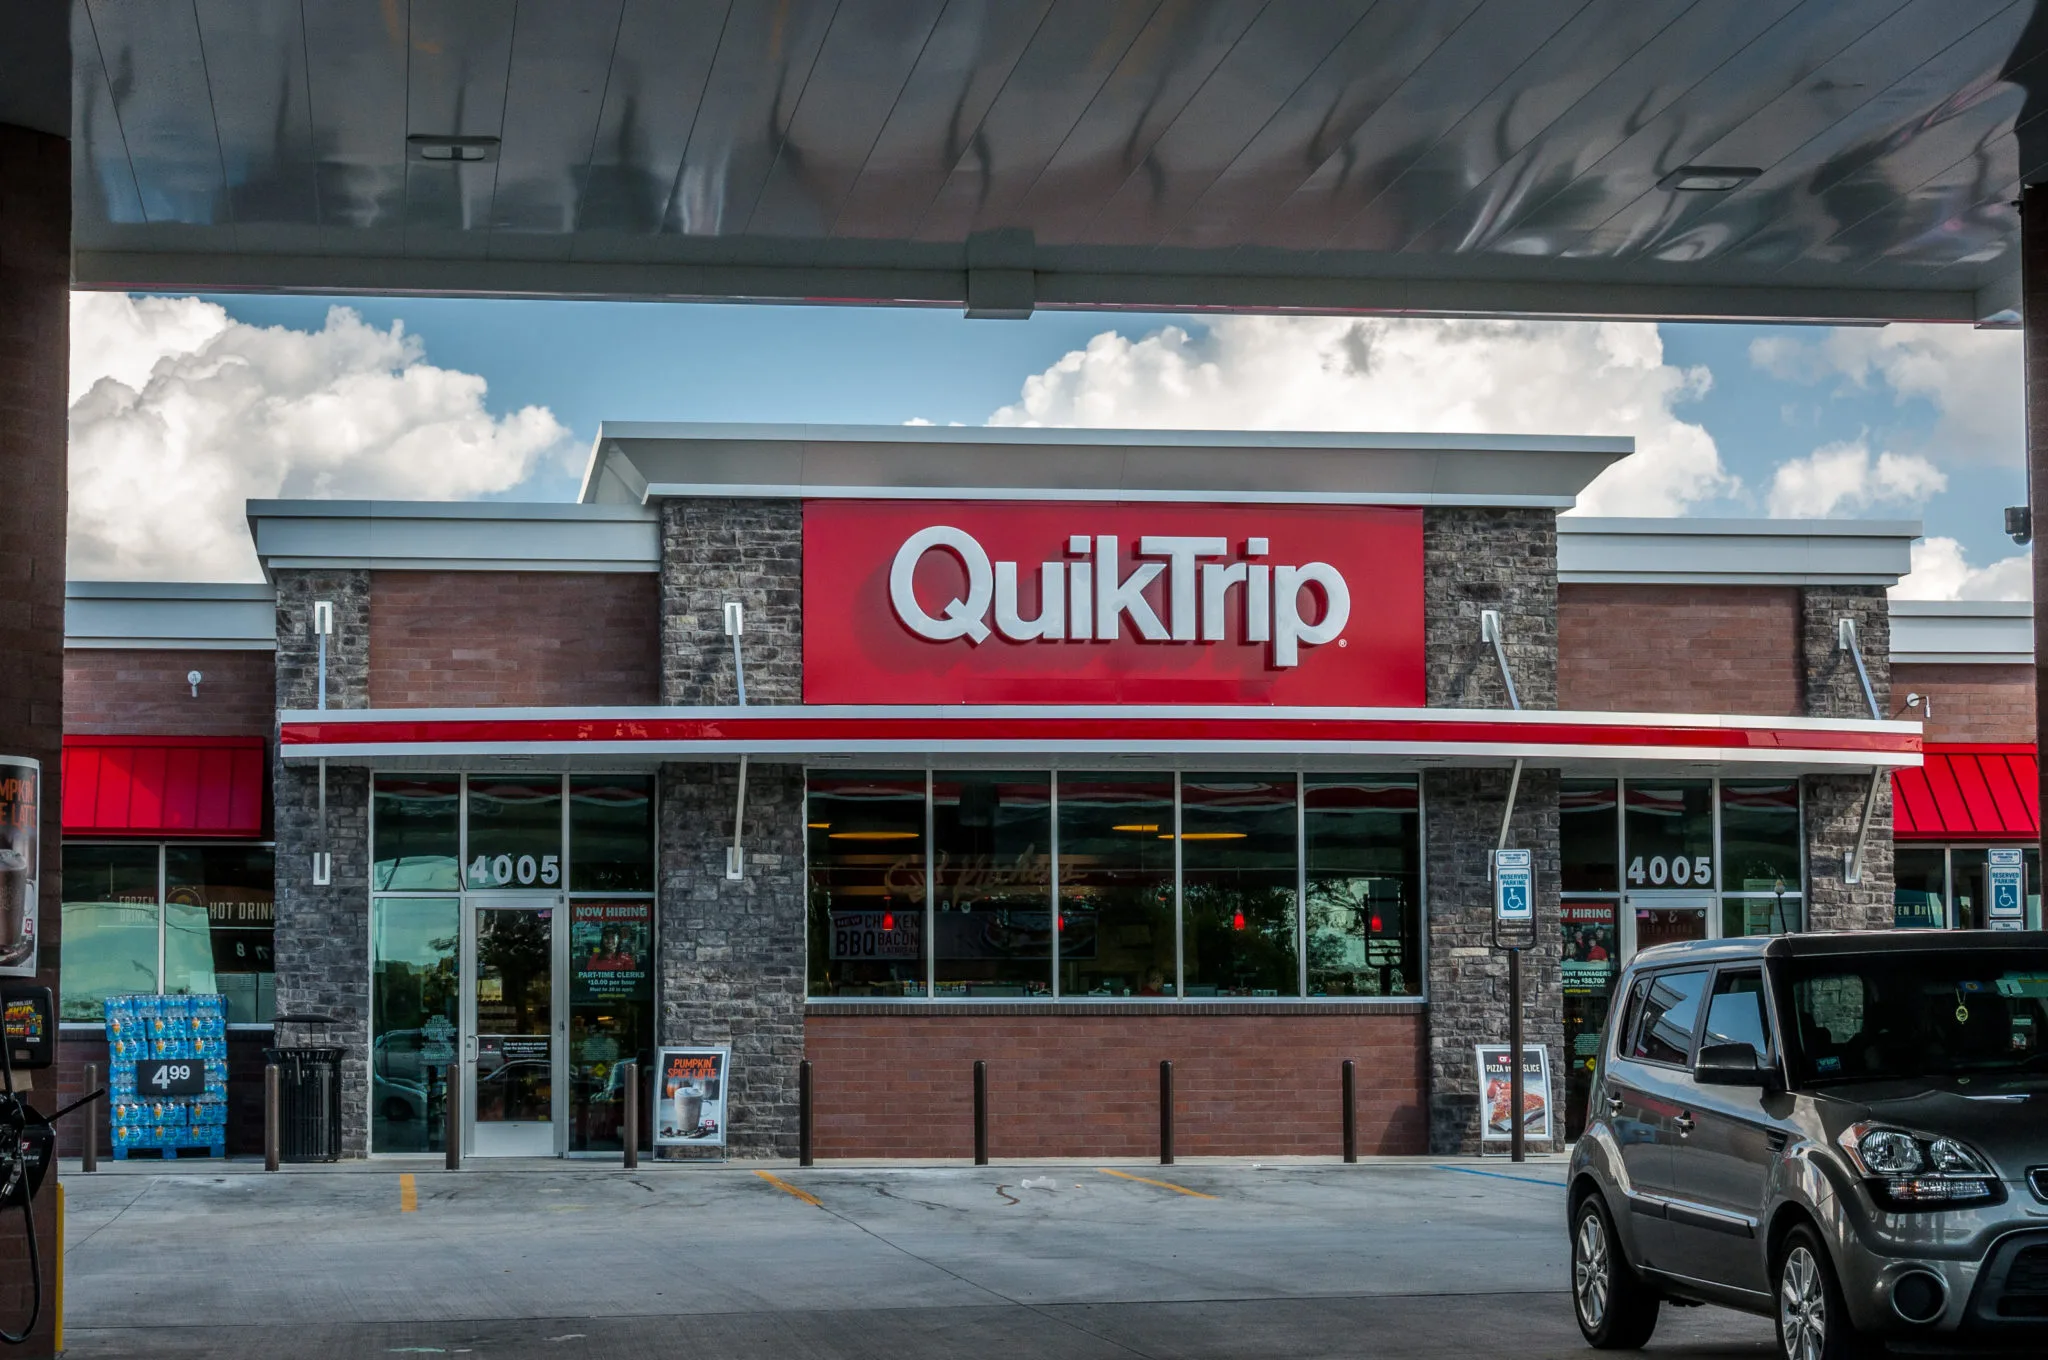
[1784,950,2048,1085]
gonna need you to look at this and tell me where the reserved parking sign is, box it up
[1495,849,1533,926]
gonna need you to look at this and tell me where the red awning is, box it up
[62,736,268,839]
[1893,744,2038,841]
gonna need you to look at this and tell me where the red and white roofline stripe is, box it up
[277,704,1921,770]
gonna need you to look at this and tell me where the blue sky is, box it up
[78,292,2025,591]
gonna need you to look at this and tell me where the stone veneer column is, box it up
[1801,587,1894,932]
[270,570,373,1154]
[1422,509,1566,1154]
[657,499,806,1157]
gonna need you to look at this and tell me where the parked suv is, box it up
[1568,931,2048,1356]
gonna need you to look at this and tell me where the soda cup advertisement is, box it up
[654,1046,729,1149]
[0,757,38,978]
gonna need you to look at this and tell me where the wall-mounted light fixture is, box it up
[186,669,202,698]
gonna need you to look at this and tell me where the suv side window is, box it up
[1614,974,1650,1061]
[1701,967,1774,1062]
[1628,968,1710,1065]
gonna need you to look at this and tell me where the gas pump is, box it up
[1,985,102,1345]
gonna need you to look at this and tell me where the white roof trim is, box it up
[66,581,276,650]
[584,422,1632,508]
[1888,600,2033,665]
[1559,517,1919,587]
[247,500,660,576]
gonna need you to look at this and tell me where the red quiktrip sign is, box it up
[802,500,1424,705]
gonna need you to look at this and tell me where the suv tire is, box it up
[1572,1193,1659,1349]
[1776,1225,1868,1360]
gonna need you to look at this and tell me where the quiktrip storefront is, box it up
[55,426,1927,1160]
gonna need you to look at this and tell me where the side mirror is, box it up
[1694,1041,1774,1087]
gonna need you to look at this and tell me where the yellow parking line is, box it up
[1098,1168,1217,1199]
[399,1173,418,1213]
[755,1170,823,1207]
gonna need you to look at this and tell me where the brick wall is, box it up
[1559,584,1801,715]
[1891,663,2034,744]
[0,120,69,1354]
[54,1031,272,1160]
[64,647,276,735]
[369,570,658,708]
[805,1010,1426,1158]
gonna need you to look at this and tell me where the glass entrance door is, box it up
[463,897,565,1156]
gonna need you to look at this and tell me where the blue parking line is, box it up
[1431,1164,1568,1189]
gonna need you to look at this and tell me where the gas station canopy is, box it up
[46,0,2048,323]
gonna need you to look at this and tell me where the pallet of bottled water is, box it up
[105,994,228,1159]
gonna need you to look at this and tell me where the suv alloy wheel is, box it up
[1776,1225,1867,1360]
[1572,1194,1659,1348]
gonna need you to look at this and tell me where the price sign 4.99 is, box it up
[136,1058,205,1096]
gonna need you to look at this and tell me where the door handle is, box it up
[1675,1113,1695,1136]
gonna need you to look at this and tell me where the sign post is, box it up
[1988,848,2026,930]
[1493,848,1535,1163]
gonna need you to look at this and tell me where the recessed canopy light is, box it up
[408,135,500,164]
[1657,165,1760,192]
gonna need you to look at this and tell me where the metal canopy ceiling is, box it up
[61,0,2048,322]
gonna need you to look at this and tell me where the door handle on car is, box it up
[1675,1113,1695,1136]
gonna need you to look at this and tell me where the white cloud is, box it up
[1750,323,2019,465]
[989,316,1735,515]
[68,294,573,580]
[1891,537,2031,601]
[1765,439,1946,518]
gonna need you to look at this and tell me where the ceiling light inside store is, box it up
[1113,824,1161,832]
[828,830,920,840]
[1165,832,1249,840]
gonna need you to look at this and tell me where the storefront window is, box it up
[932,772,1052,997]
[164,845,276,1025]
[1560,781,1620,893]
[371,896,459,1154]
[1181,775,1299,997]
[58,844,161,1021]
[1893,848,1948,928]
[1057,774,1176,997]
[569,775,655,892]
[806,773,928,997]
[1950,848,2044,930]
[1303,777,1419,997]
[1720,781,1801,892]
[466,778,563,890]
[1721,894,1803,938]
[373,776,460,891]
[1623,779,1714,889]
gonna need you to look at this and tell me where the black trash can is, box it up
[264,1046,343,1162]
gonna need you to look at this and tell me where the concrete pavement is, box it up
[56,1159,1777,1358]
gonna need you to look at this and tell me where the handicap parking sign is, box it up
[1494,849,1534,925]
[1989,848,2025,921]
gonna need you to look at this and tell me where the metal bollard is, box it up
[263,1062,280,1172]
[798,1059,813,1167]
[1159,1059,1175,1166]
[972,1060,988,1166]
[621,1061,639,1170]
[445,1072,461,1172]
[83,1063,98,1172]
[1342,1059,1357,1164]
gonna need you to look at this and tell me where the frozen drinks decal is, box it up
[0,758,37,977]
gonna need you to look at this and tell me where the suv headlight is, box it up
[1837,1123,2002,1210]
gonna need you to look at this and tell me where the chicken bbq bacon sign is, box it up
[802,501,1425,706]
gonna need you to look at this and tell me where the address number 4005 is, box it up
[468,853,560,887]
[1628,855,1713,887]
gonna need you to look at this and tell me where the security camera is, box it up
[2006,506,2032,546]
